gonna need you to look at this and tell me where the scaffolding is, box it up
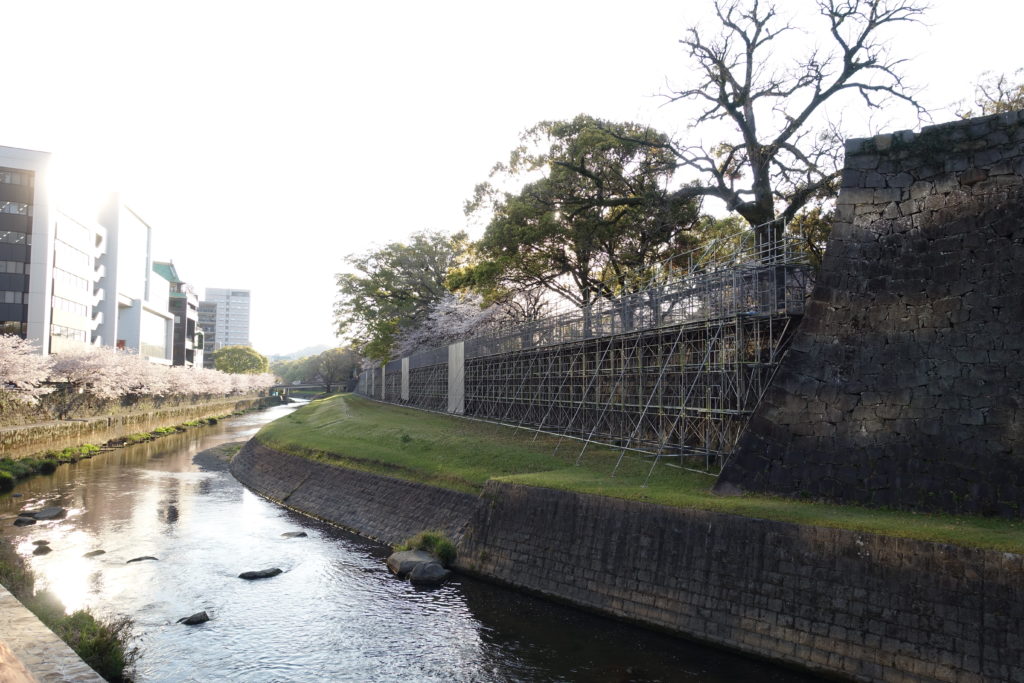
[356,222,813,475]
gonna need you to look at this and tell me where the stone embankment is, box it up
[718,111,1024,517]
[0,395,276,459]
[231,441,1024,683]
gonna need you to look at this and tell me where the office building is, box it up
[0,144,176,362]
[199,288,251,355]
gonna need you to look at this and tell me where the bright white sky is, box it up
[2,0,1020,356]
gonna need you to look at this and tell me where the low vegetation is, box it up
[0,541,137,681]
[0,445,102,490]
[1,413,239,490]
[398,531,457,566]
[256,394,1024,553]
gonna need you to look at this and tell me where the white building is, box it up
[0,144,173,362]
[200,287,251,352]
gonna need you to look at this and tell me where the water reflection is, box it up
[1,403,816,682]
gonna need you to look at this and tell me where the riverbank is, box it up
[236,394,1024,682]
[255,394,1024,553]
[0,394,279,460]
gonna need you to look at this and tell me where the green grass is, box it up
[397,531,457,566]
[255,394,1024,553]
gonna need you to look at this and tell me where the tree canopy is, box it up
[662,0,926,240]
[334,229,469,361]
[212,345,270,374]
[315,347,359,393]
[456,115,702,310]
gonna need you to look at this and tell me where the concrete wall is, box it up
[232,442,1024,682]
[0,396,270,459]
[718,111,1024,517]
[0,585,103,682]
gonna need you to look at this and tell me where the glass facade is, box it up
[140,310,168,359]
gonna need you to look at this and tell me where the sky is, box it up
[1,0,1020,356]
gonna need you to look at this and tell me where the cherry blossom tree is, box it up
[395,293,499,356]
[0,335,53,404]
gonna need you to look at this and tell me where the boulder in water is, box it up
[409,561,450,586]
[126,556,159,563]
[177,611,210,625]
[12,517,36,527]
[386,550,436,579]
[83,550,106,558]
[29,507,67,521]
[31,540,49,546]
[280,531,307,538]
[238,568,282,580]
[32,545,52,556]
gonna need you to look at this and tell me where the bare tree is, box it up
[663,0,927,247]
[956,69,1024,119]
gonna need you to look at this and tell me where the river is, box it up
[1,402,817,682]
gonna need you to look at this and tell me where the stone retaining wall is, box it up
[717,111,1024,516]
[232,441,1024,682]
[230,440,479,545]
[0,395,273,459]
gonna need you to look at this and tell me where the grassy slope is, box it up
[255,394,1024,553]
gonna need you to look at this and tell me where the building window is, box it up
[51,295,89,317]
[0,261,26,274]
[53,268,89,292]
[54,240,91,271]
[50,324,87,343]
[0,169,33,186]
[0,201,31,216]
[0,321,27,337]
[0,291,25,304]
[0,231,30,245]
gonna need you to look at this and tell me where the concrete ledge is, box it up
[0,585,103,682]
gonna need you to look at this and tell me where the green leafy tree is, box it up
[659,0,926,247]
[315,347,359,393]
[334,230,468,362]
[212,345,269,374]
[457,115,701,311]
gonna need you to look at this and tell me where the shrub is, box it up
[50,611,138,683]
[398,530,457,567]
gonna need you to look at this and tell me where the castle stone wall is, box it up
[717,111,1024,516]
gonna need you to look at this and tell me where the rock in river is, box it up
[127,556,159,563]
[280,531,307,538]
[386,550,436,579]
[27,507,67,521]
[83,550,106,558]
[409,561,450,586]
[31,540,49,546]
[177,611,210,626]
[12,517,36,527]
[238,568,283,580]
[32,545,52,556]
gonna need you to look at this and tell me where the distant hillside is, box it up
[271,344,332,361]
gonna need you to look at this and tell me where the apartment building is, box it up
[199,287,251,355]
[153,261,204,367]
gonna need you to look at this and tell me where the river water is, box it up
[1,402,817,682]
